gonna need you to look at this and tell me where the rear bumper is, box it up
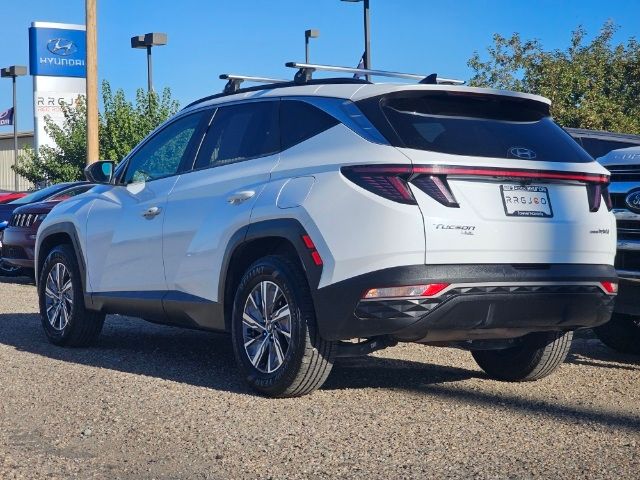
[313,264,617,341]
[1,227,36,268]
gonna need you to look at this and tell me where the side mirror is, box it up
[84,160,115,184]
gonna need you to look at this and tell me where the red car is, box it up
[0,192,27,204]
[1,183,94,275]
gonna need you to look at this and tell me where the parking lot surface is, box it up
[0,276,638,479]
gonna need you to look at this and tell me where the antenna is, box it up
[285,62,465,86]
[219,74,289,94]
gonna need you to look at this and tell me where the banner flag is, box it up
[0,107,14,126]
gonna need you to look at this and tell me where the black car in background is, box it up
[0,182,89,224]
[567,128,640,159]
[0,182,89,276]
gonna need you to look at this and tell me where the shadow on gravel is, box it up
[0,275,34,286]
[566,331,640,371]
[0,312,476,396]
[410,383,640,433]
[326,355,478,390]
[1,312,638,432]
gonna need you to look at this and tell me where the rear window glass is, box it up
[360,92,593,163]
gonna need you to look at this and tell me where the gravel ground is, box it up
[0,276,638,479]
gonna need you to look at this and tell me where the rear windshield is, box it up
[358,92,593,163]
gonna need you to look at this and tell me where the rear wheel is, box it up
[231,255,336,397]
[472,331,573,381]
[38,244,105,347]
[593,313,640,354]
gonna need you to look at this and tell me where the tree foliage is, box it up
[15,80,179,184]
[468,21,640,134]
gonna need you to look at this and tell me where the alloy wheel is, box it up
[44,263,74,331]
[242,280,292,374]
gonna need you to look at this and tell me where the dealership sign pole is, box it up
[28,21,87,155]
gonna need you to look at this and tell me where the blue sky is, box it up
[2,0,640,134]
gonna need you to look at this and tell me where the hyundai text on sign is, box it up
[28,26,86,78]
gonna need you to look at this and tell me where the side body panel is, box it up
[84,178,178,293]
[162,153,279,304]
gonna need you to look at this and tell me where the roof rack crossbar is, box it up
[219,74,289,94]
[285,62,465,86]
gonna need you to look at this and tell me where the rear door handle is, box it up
[227,190,255,205]
[142,206,162,219]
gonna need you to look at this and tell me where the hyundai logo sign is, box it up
[625,189,640,214]
[509,147,537,160]
[46,38,77,56]
[29,26,86,78]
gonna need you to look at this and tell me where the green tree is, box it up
[15,80,179,185]
[468,21,640,134]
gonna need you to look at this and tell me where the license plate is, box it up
[500,185,553,218]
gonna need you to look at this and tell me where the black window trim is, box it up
[186,98,282,174]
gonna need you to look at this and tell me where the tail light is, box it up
[601,185,613,211]
[340,165,458,207]
[340,165,415,205]
[341,164,609,210]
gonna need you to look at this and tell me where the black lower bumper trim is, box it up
[313,263,617,341]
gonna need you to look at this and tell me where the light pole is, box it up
[305,29,320,63]
[1,65,27,191]
[131,32,168,93]
[341,0,371,81]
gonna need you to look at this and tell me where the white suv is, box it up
[35,67,618,397]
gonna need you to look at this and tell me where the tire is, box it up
[0,259,25,277]
[593,313,640,354]
[472,331,573,381]
[38,244,105,347]
[231,255,336,398]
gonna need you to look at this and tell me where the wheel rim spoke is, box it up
[243,280,292,374]
[272,335,285,368]
[44,262,72,331]
[242,312,265,331]
[250,336,269,368]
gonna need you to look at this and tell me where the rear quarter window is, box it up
[280,100,339,150]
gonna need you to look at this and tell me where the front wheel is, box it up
[231,255,336,398]
[593,313,640,354]
[38,244,105,347]
[472,331,573,381]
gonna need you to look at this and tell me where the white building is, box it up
[0,131,34,192]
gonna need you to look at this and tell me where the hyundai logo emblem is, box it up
[508,147,537,160]
[46,38,77,56]
[625,189,640,214]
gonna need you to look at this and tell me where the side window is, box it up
[194,101,279,170]
[280,100,339,150]
[124,111,207,183]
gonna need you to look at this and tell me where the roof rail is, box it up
[219,74,289,94]
[285,62,465,86]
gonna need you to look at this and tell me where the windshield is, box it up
[9,183,71,205]
[358,91,594,163]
